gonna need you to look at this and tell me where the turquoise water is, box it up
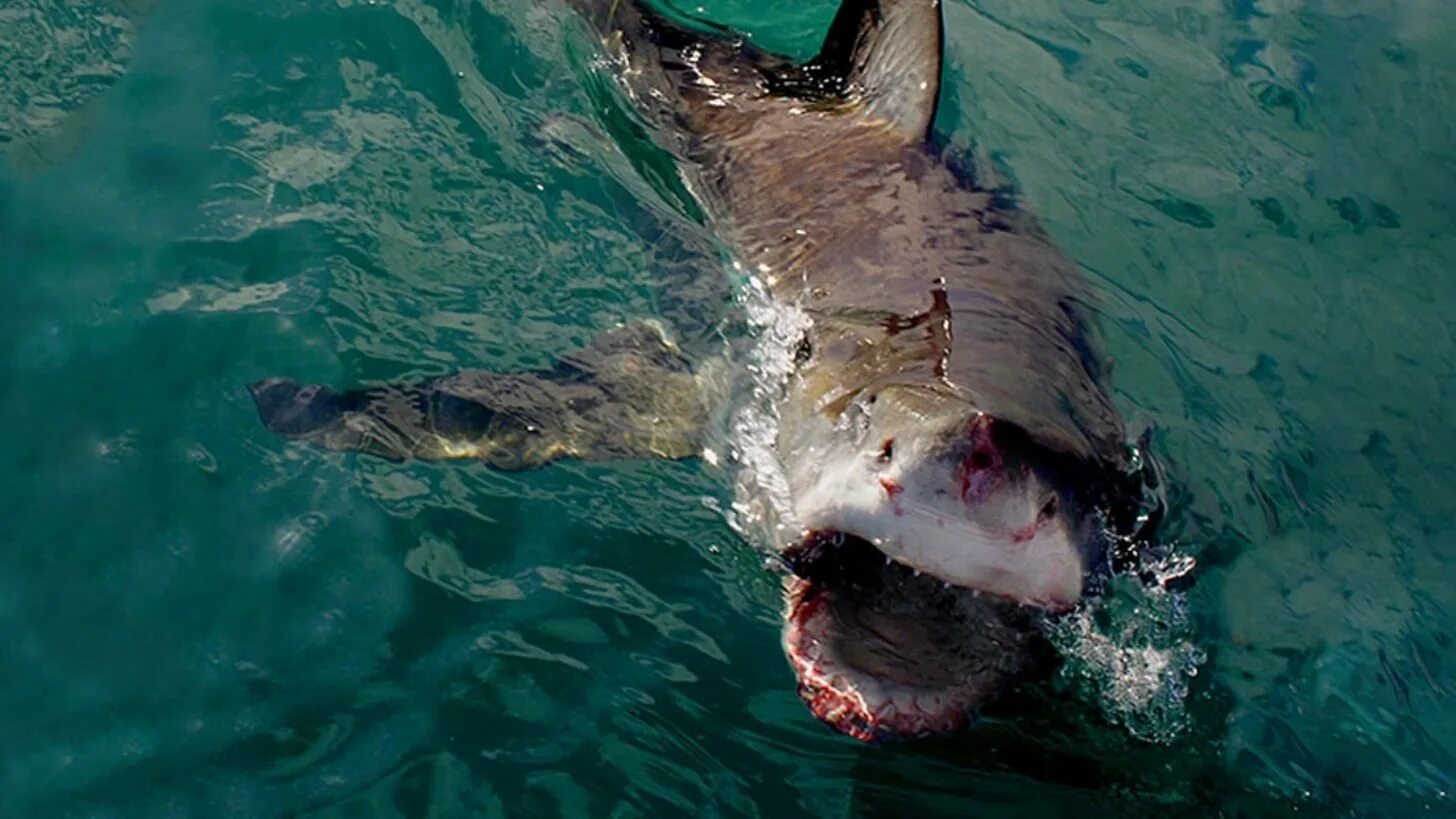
[2,0,1453,815]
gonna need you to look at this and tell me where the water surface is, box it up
[2,0,1453,815]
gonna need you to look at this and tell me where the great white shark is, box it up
[250,0,1160,742]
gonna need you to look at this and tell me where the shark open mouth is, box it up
[782,532,1051,742]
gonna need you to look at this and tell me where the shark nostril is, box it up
[1038,495,1059,522]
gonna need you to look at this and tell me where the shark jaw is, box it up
[772,405,1104,741]
[780,530,1068,742]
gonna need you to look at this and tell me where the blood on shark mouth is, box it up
[781,532,1050,742]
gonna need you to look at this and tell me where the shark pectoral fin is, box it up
[810,0,944,140]
[249,377,470,464]
[250,321,710,469]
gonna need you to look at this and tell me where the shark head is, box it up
[778,385,1107,740]
[791,391,1096,608]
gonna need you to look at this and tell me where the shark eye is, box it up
[1037,495,1059,521]
[878,438,895,462]
[794,335,813,364]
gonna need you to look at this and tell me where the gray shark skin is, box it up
[252,0,1154,742]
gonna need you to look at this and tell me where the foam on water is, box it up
[1050,555,1206,744]
[722,271,811,555]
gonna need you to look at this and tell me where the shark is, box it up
[250,0,1157,741]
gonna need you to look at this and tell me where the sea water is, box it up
[1,0,1453,815]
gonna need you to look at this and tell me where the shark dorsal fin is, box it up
[810,0,944,141]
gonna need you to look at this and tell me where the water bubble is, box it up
[1050,561,1204,744]
[723,278,812,547]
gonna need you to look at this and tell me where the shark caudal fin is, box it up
[807,0,945,140]
[250,322,709,469]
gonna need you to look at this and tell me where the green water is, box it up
[2,0,1453,815]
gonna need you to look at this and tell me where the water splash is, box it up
[1050,558,1205,744]
[721,272,811,554]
